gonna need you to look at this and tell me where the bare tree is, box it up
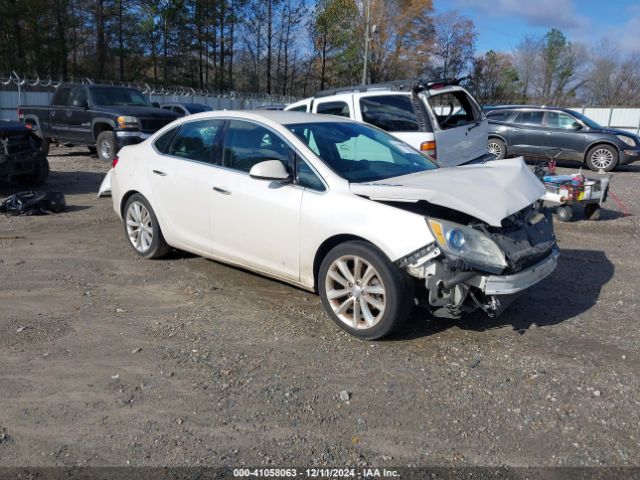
[426,10,476,79]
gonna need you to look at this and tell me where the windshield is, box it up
[286,121,437,182]
[91,88,152,107]
[569,110,602,129]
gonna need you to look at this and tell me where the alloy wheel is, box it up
[126,201,153,253]
[488,141,503,158]
[590,148,614,169]
[100,138,113,160]
[324,255,386,329]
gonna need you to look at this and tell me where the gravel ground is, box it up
[0,147,638,468]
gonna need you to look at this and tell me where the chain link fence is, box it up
[0,72,297,121]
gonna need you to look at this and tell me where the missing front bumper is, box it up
[465,248,560,295]
[416,248,559,317]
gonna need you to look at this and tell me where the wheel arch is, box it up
[120,189,142,218]
[312,234,383,290]
[92,118,116,140]
[488,133,507,143]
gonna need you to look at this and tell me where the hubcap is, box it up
[325,255,386,330]
[126,201,153,253]
[100,138,112,160]
[591,148,613,169]
[488,142,502,157]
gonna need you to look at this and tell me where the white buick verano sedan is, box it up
[109,111,558,339]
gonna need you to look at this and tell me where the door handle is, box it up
[152,169,167,176]
[512,128,520,132]
[213,186,231,195]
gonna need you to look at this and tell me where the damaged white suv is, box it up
[109,110,558,340]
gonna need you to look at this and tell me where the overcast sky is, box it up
[433,0,640,54]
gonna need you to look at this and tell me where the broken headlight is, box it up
[427,218,507,273]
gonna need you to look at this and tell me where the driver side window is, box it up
[223,120,292,173]
[296,156,325,192]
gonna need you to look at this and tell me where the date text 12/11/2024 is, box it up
[232,468,401,478]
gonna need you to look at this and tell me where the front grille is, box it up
[139,118,172,133]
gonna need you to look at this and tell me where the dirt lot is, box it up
[0,147,639,468]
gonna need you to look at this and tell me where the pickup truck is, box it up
[18,84,179,161]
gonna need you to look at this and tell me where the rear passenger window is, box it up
[167,120,222,163]
[360,95,419,132]
[514,111,544,126]
[316,101,350,118]
[154,127,178,153]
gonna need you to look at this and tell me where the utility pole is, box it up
[361,0,372,85]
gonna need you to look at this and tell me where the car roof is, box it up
[486,105,577,114]
[183,110,356,125]
[163,102,210,108]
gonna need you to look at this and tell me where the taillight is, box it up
[24,123,32,129]
[17,108,23,121]
[112,156,119,168]
[420,140,437,159]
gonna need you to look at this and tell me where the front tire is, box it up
[586,144,618,172]
[96,131,116,162]
[488,138,506,159]
[123,194,170,259]
[318,241,413,340]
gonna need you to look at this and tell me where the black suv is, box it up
[485,106,640,171]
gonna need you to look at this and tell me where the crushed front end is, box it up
[398,204,558,317]
[0,123,44,181]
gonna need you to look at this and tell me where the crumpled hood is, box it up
[350,157,545,227]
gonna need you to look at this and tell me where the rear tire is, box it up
[318,240,413,340]
[96,131,116,162]
[586,144,618,172]
[123,194,170,259]
[15,153,49,186]
[487,138,506,159]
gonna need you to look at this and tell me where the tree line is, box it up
[1,0,638,105]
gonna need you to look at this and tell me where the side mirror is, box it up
[249,160,290,181]
[572,121,582,130]
[152,102,161,108]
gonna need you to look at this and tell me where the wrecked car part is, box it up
[350,157,545,227]
[0,123,49,185]
[395,200,558,318]
[0,191,66,215]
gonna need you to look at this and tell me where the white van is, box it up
[285,80,491,167]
